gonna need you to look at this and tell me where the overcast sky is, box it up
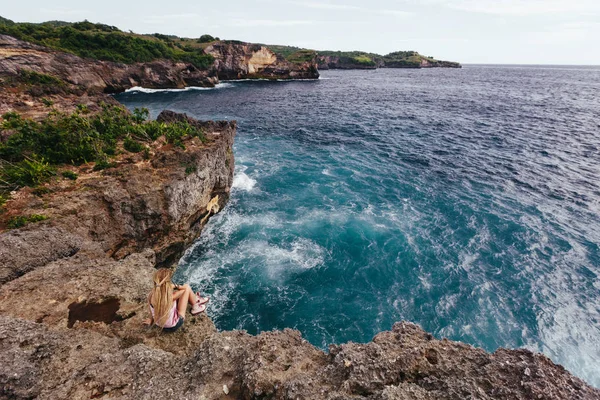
[3,0,599,64]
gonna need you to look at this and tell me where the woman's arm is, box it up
[143,293,154,325]
[172,285,186,300]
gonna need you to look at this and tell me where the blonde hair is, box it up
[151,268,174,328]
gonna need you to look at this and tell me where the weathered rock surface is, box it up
[2,313,598,399]
[205,42,319,80]
[0,111,235,271]
[0,35,318,119]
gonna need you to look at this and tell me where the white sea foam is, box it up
[232,172,257,192]
[124,82,233,93]
[223,78,318,82]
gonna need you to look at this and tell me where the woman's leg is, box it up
[182,284,198,305]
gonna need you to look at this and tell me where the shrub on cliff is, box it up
[1,69,71,96]
[0,21,215,70]
[123,137,146,153]
[352,55,376,66]
[0,105,206,192]
[0,157,54,190]
[198,34,216,43]
[7,214,49,229]
[286,50,317,64]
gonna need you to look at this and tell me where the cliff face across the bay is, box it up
[205,41,319,80]
[0,34,318,119]
[0,35,598,400]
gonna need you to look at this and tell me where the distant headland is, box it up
[0,16,461,75]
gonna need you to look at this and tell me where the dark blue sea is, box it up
[117,65,600,387]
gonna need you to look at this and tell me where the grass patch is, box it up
[41,98,54,107]
[184,164,197,175]
[32,186,51,196]
[18,69,64,86]
[286,50,317,64]
[0,193,8,208]
[123,137,146,153]
[352,55,376,66]
[7,214,49,229]
[0,105,206,198]
[0,157,55,189]
[61,170,78,180]
[0,19,215,70]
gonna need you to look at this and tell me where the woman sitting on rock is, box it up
[144,268,209,332]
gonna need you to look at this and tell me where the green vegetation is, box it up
[0,16,14,25]
[286,50,317,64]
[198,34,219,43]
[266,45,304,59]
[185,165,197,175]
[0,16,457,69]
[92,158,116,171]
[270,46,453,67]
[0,18,214,69]
[2,69,72,96]
[0,105,206,193]
[262,45,317,64]
[123,137,146,153]
[0,156,55,188]
[18,69,64,86]
[32,186,51,196]
[61,170,78,180]
[352,55,377,66]
[7,214,49,229]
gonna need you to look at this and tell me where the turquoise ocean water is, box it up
[117,66,600,386]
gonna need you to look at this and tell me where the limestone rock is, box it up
[205,42,319,80]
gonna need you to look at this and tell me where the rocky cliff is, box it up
[205,41,319,80]
[317,53,461,70]
[0,34,318,119]
[318,55,378,70]
[0,110,235,279]
[0,34,598,400]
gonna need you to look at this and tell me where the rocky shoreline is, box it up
[317,54,462,70]
[0,34,599,400]
[0,35,318,120]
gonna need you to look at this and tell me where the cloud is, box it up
[526,20,600,44]
[40,8,89,16]
[378,9,414,17]
[288,1,361,10]
[286,1,414,17]
[423,0,600,16]
[227,19,317,27]
[142,13,201,25]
